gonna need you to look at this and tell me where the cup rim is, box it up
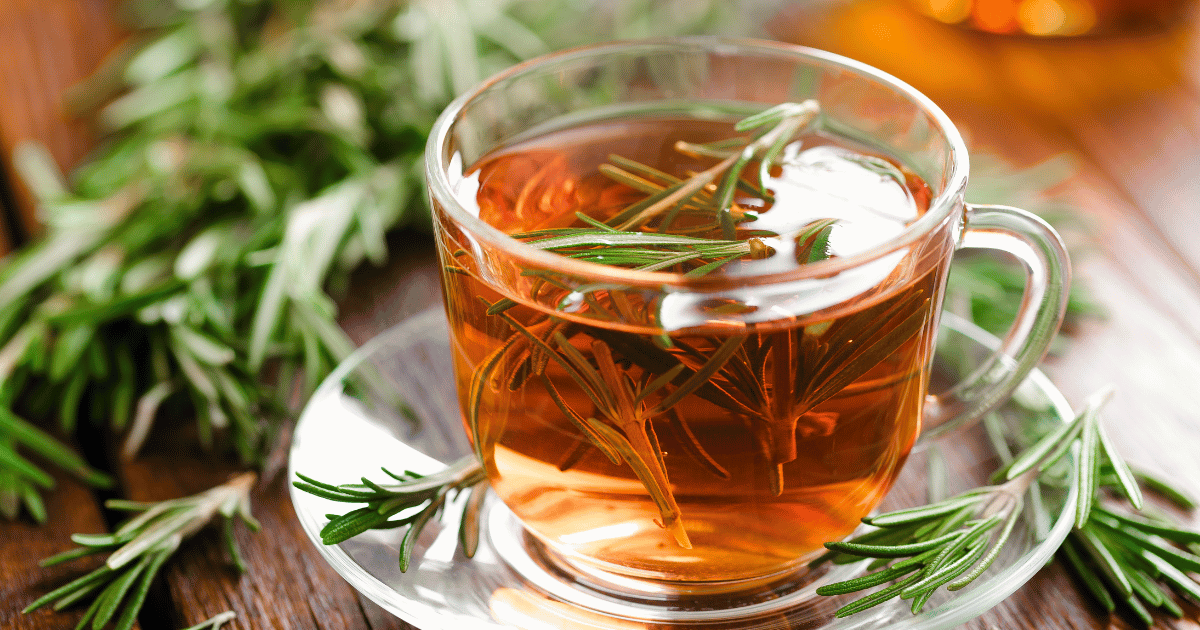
[425,37,969,291]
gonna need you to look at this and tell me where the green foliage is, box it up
[816,388,1200,627]
[23,474,256,630]
[293,456,486,572]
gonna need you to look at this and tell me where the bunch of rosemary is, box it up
[0,0,772,523]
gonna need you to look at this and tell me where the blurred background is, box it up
[1,0,1196,251]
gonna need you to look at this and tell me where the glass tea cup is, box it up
[424,38,1069,595]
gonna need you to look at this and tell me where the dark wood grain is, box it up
[0,0,123,237]
[0,201,12,255]
[0,468,127,630]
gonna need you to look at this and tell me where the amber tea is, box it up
[435,107,957,583]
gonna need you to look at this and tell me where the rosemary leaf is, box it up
[399,495,444,572]
[1077,518,1135,598]
[862,494,984,528]
[1098,420,1143,510]
[1061,536,1116,611]
[1077,403,1101,528]
[824,530,964,558]
[1095,506,1200,545]
[1132,470,1197,510]
[458,481,488,558]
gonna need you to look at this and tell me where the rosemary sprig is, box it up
[812,389,1113,615]
[603,100,819,234]
[1031,426,1200,626]
[467,103,837,543]
[293,456,486,571]
[815,387,1200,626]
[23,473,257,630]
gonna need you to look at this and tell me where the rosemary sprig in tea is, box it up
[475,297,749,548]
[440,102,841,544]
[520,225,774,274]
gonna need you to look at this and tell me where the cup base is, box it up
[487,500,858,624]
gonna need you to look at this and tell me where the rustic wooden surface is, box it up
[0,201,13,256]
[7,0,1200,628]
[0,0,123,239]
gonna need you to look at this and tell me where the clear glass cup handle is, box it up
[922,203,1072,440]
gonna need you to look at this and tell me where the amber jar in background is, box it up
[910,0,1192,36]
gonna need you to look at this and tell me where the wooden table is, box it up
[6,1,1200,628]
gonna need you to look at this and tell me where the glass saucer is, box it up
[288,309,1075,630]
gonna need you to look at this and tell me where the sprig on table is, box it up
[814,387,1200,626]
[998,403,1200,627]
[23,473,257,630]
